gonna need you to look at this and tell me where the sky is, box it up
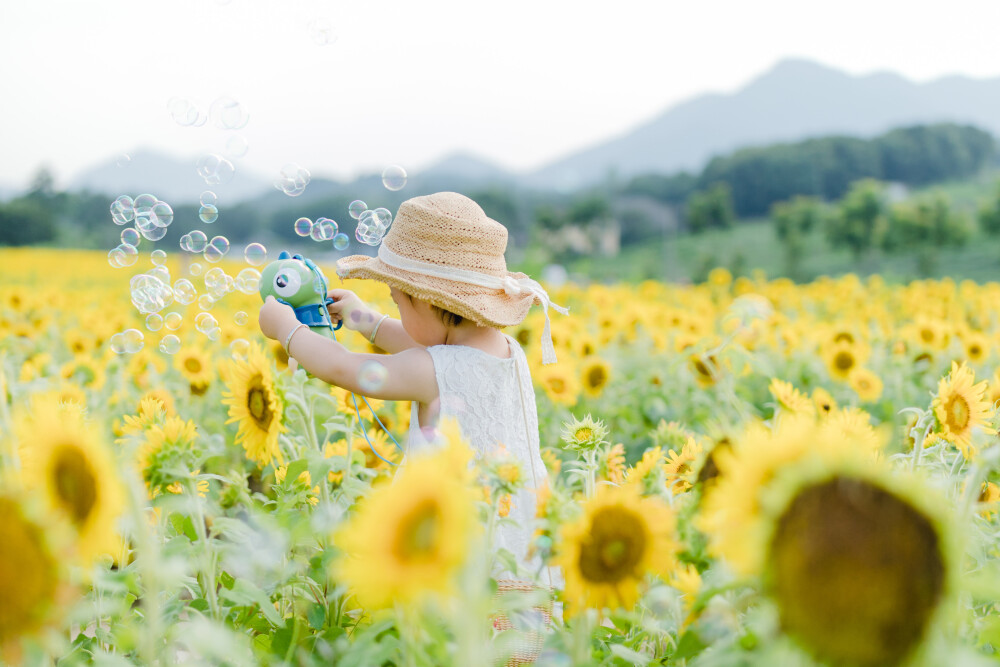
[2,0,1000,190]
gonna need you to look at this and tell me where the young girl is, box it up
[257,191,567,590]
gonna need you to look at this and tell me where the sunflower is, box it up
[827,407,885,454]
[333,445,481,609]
[60,355,106,392]
[811,387,836,417]
[559,414,609,452]
[540,447,562,479]
[554,484,676,614]
[664,438,703,493]
[931,361,995,459]
[222,342,287,469]
[765,468,953,667]
[0,492,65,649]
[963,330,990,364]
[688,353,720,388]
[535,363,580,407]
[848,367,883,403]
[579,357,612,399]
[626,446,664,490]
[175,346,213,392]
[599,443,626,484]
[822,342,865,382]
[16,397,125,564]
[768,378,813,416]
[138,416,199,495]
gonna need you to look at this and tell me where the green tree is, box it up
[977,181,1000,236]
[686,183,734,234]
[771,196,825,280]
[0,198,57,246]
[827,180,887,259]
[882,192,971,275]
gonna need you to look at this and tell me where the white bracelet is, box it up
[284,323,308,356]
[369,314,389,345]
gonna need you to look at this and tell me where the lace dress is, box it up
[406,334,560,589]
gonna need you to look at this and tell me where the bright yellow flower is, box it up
[222,342,286,468]
[931,361,995,459]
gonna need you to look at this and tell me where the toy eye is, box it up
[273,270,301,298]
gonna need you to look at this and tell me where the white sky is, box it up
[2,0,1000,189]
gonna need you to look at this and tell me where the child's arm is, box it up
[259,296,437,403]
[327,288,418,354]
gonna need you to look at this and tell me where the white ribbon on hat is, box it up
[376,244,569,364]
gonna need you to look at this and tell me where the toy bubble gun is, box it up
[259,251,342,337]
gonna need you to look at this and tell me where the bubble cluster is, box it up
[112,193,175,245]
[332,233,350,251]
[308,17,336,45]
[159,334,181,354]
[244,243,267,266]
[145,313,163,332]
[381,165,407,191]
[311,218,338,242]
[234,311,249,326]
[111,195,135,225]
[164,312,183,330]
[130,273,174,314]
[358,360,388,392]
[196,154,235,186]
[294,217,313,237]
[209,96,250,130]
[173,278,197,305]
[180,230,209,254]
[235,268,261,294]
[355,207,393,245]
[274,163,310,197]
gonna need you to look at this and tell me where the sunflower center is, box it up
[185,357,203,374]
[51,445,98,527]
[0,498,58,641]
[575,428,594,443]
[246,378,272,430]
[549,378,566,393]
[833,351,855,372]
[768,477,944,667]
[578,507,646,584]
[944,394,970,433]
[586,366,607,389]
[920,328,934,343]
[969,344,982,358]
[394,499,440,560]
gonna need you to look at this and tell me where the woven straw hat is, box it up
[336,192,539,328]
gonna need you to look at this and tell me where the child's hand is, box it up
[327,288,379,332]
[259,296,298,340]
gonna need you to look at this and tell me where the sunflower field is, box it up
[5,246,1000,666]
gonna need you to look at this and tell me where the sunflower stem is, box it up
[125,474,164,666]
[188,480,220,620]
[584,450,597,499]
[570,608,595,665]
[910,415,934,471]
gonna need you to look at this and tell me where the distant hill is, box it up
[528,58,1000,189]
[69,149,272,204]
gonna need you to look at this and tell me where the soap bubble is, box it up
[108,248,125,268]
[313,218,337,241]
[123,328,144,354]
[189,262,204,277]
[188,230,209,253]
[179,234,191,251]
[348,200,367,219]
[140,224,168,242]
[235,268,261,294]
[168,97,200,126]
[121,228,140,246]
[173,278,197,305]
[200,191,217,207]
[112,243,139,267]
[117,154,131,168]
[308,17,336,45]
[195,312,216,331]
[133,193,157,216]
[204,267,227,289]
[230,338,251,359]
[244,243,267,266]
[130,273,174,314]
[371,207,393,228]
[198,294,215,311]
[206,327,221,342]
[111,195,135,225]
[151,249,168,266]
[381,165,407,191]
[332,233,349,251]
[358,361,388,392]
[210,235,230,255]
[204,247,223,263]
[109,333,126,354]
[159,334,181,354]
[225,134,249,157]
[164,312,183,330]
[145,313,163,331]
[210,96,249,130]
[150,201,174,228]
[274,163,310,197]
[149,265,170,285]
[294,217,313,236]
[196,154,235,186]
[234,311,249,326]
[199,204,219,224]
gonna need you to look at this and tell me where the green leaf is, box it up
[189,598,210,612]
[673,630,708,660]
[307,603,326,630]
[220,580,282,626]
[219,570,235,590]
[169,512,198,541]
[285,458,309,482]
[609,643,650,665]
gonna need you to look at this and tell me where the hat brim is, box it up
[336,254,534,328]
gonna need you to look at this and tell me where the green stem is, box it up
[126,476,163,666]
[188,480,220,620]
[910,417,934,472]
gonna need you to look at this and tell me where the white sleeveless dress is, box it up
[406,334,560,588]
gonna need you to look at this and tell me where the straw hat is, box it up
[336,192,568,363]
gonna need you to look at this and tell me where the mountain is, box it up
[527,58,1000,189]
[416,152,514,185]
[69,149,272,203]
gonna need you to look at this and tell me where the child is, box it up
[258,191,566,591]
